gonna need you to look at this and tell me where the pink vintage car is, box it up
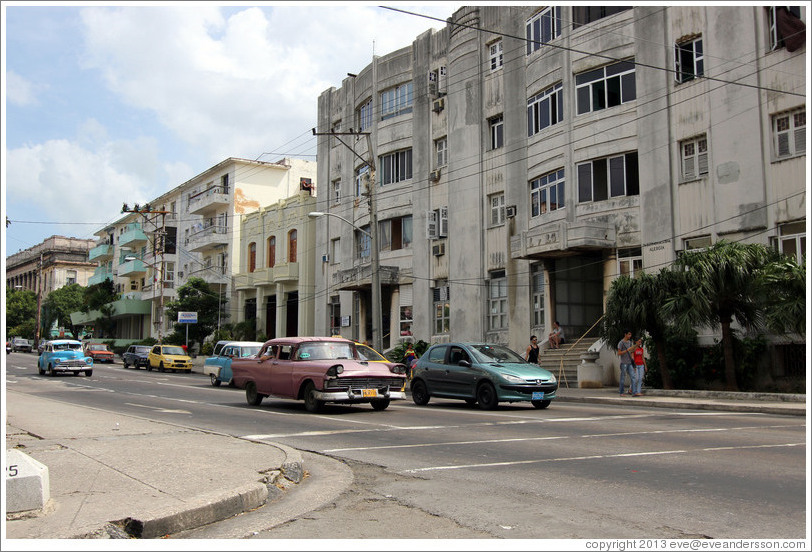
[230,336,408,412]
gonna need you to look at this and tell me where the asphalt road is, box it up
[4,353,807,539]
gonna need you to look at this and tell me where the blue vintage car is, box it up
[37,339,94,377]
[202,341,263,387]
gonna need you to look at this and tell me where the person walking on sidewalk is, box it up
[632,338,647,396]
[525,335,541,365]
[617,331,635,396]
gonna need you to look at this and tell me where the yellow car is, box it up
[148,344,193,373]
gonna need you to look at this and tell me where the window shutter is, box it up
[777,132,790,156]
[683,157,695,178]
[439,206,449,237]
[674,44,680,82]
[794,127,805,153]
[400,284,413,307]
[697,151,709,175]
[426,210,437,239]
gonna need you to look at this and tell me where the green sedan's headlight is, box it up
[549,374,556,384]
[501,373,525,384]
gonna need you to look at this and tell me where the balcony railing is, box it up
[188,185,230,215]
[186,224,228,252]
[88,243,114,262]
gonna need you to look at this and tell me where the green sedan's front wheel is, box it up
[476,382,498,410]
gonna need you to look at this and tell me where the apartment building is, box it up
[75,157,316,342]
[313,6,806,355]
[6,236,97,295]
[234,185,317,339]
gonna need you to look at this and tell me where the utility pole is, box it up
[311,128,383,353]
[122,203,170,343]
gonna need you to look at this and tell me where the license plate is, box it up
[532,392,545,400]
[361,389,378,398]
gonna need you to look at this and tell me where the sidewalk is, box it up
[4,378,806,541]
[4,390,304,540]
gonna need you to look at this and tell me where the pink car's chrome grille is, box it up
[325,377,404,389]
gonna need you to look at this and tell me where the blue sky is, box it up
[2,2,461,256]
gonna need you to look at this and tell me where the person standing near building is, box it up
[617,331,635,396]
[632,338,647,396]
[525,335,540,365]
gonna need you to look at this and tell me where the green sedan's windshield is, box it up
[469,344,526,364]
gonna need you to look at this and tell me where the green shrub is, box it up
[386,340,430,363]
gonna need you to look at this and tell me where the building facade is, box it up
[75,157,317,343]
[234,187,318,340]
[313,6,806,355]
[6,235,97,295]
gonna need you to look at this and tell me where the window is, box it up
[489,115,504,149]
[531,264,545,327]
[332,179,341,205]
[380,82,414,120]
[355,165,369,198]
[164,262,175,285]
[379,215,412,251]
[329,296,341,337]
[379,149,413,185]
[576,61,636,115]
[488,271,508,330]
[330,120,341,148]
[331,238,340,264]
[357,98,373,131]
[774,221,806,263]
[435,137,447,167]
[267,236,276,268]
[681,136,709,180]
[684,236,712,251]
[531,169,565,216]
[675,37,704,83]
[572,6,631,28]
[66,270,77,285]
[288,230,297,263]
[527,83,563,136]
[527,6,562,54]
[248,242,256,273]
[130,279,139,291]
[489,40,503,71]
[773,108,806,158]
[617,247,643,278]
[427,207,448,239]
[400,287,413,336]
[577,152,639,203]
[490,193,505,226]
[767,6,804,51]
[357,225,371,259]
[433,283,450,334]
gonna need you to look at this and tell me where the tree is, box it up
[601,269,686,389]
[663,241,780,391]
[42,284,85,339]
[6,287,37,339]
[756,256,806,337]
[82,280,119,338]
[164,277,228,349]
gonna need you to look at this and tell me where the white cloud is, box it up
[5,70,39,106]
[76,5,457,163]
[6,134,167,228]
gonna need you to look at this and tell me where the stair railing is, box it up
[558,315,604,389]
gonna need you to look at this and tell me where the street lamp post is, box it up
[309,211,383,353]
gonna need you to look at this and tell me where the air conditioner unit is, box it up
[432,98,445,113]
[321,254,330,263]
[505,205,517,218]
[429,169,441,182]
[432,243,446,256]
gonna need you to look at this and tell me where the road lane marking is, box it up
[398,442,806,473]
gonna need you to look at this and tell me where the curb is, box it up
[555,394,807,416]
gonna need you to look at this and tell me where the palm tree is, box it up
[663,241,780,391]
[602,269,685,389]
[756,256,806,337]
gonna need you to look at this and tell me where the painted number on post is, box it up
[6,465,19,477]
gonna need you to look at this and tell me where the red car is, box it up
[230,336,407,412]
[83,343,115,363]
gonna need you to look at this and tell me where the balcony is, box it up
[118,259,147,277]
[332,264,399,291]
[186,224,229,252]
[510,219,616,259]
[88,267,114,286]
[88,243,113,262]
[141,280,177,302]
[188,185,230,215]
[119,225,149,248]
[189,265,230,287]
[273,262,299,283]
